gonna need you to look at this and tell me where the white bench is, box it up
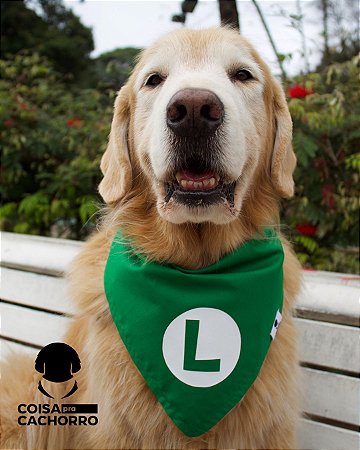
[1,231,359,450]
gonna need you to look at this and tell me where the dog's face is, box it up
[99,28,296,225]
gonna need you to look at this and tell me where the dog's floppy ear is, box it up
[98,85,132,204]
[270,79,296,198]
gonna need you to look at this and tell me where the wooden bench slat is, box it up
[0,267,75,315]
[296,272,360,327]
[1,232,82,276]
[302,367,359,426]
[296,318,360,374]
[298,418,360,450]
[2,231,359,326]
[0,302,70,347]
[1,338,38,360]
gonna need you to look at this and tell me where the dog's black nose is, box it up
[166,89,224,137]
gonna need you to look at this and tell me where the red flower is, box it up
[4,118,14,127]
[321,184,335,209]
[296,224,317,236]
[288,85,313,98]
[66,118,81,127]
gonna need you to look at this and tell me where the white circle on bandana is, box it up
[162,307,241,387]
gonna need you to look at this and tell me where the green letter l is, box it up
[183,319,221,372]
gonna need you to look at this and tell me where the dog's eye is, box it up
[145,74,165,87]
[233,69,253,82]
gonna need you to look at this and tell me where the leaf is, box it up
[79,197,98,224]
[0,202,17,219]
[13,222,32,234]
[294,235,319,254]
[293,131,318,167]
[296,252,309,265]
[289,14,302,21]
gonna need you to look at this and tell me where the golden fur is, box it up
[1,28,301,449]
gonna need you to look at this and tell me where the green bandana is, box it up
[104,229,284,437]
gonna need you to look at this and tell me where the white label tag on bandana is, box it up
[270,310,282,340]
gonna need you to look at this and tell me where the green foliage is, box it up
[93,48,142,91]
[0,1,140,90]
[294,235,319,254]
[1,0,94,80]
[283,56,359,273]
[0,53,112,238]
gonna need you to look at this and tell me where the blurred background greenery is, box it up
[1,0,359,273]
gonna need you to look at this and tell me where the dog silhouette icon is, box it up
[35,342,81,383]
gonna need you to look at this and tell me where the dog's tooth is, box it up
[187,180,194,188]
[181,180,187,188]
[195,181,204,189]
[203,179,209,187]
[209,177,216,187]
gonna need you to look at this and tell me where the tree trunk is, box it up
[320,0,331,65]
[219,0,240,31]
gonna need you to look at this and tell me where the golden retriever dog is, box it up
[1,27,301,449]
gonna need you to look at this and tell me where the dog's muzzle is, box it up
[163,89,235,208]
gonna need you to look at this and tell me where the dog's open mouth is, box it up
[164,170,236,207]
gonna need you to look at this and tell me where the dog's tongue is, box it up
[178,170,216,181]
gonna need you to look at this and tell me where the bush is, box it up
[93,48,141,91]
[0,53,113,238]
[284,55,359,273]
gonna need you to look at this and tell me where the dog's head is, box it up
[99,28,296,225]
